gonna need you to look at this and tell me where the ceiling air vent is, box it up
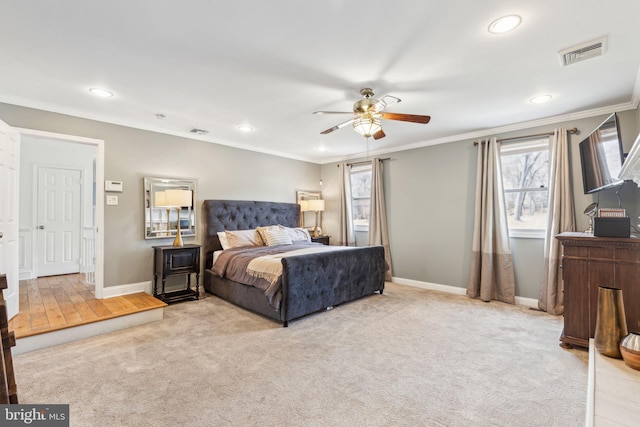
[559,36,607,66]
[189,128,209,135]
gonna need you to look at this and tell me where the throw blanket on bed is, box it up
[247,245,352,285]
[212,243,355,310]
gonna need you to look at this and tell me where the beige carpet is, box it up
[13,283,588,426]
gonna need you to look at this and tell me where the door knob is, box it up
[38,225,45,230]
[0,231,3,238]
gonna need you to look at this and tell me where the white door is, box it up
[37,167,81,276]
[0,119,20,319]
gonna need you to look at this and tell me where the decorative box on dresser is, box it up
[557,232,640,349]
[153,244,201,303]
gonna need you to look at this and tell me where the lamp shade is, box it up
[299,200,310,212]
[353,117,382,138]
[165,189,192,207]
[154,191,167,207]
[305,199,325,212]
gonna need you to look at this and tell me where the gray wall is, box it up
[321,109,640,299]
[0,103,321,288]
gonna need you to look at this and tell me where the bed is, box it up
[203,200,386,326]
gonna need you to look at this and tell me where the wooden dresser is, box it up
[557,232,640,349]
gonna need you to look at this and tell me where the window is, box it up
[500,138,550,238]
[350,164,372,231]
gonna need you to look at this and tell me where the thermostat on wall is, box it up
[105,180,123,192]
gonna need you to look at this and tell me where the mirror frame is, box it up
[144,177,197,240]
[296,190,322,229]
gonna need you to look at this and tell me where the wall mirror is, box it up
[144,177,196,240]
[296,190,322,229]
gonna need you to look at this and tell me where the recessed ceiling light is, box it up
[89,87,114,97]
[530,94,552,104]
[488,15,522,34]
[237,125,254,133]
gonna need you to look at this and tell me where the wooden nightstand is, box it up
[153,244,200,303]
[311,235,330,245]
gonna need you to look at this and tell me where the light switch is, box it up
[106,195,118,206]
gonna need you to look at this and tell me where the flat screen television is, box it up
[579,113,625,194]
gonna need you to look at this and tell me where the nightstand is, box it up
[311,235,330,245]
[153,244,200,303]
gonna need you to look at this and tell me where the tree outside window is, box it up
[500,138,550,237]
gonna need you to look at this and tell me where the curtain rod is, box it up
[342,157,390,167]
[473,127,578,145]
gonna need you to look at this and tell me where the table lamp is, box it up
[165,189,192,246]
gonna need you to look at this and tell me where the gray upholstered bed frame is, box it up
[202,200,386,326]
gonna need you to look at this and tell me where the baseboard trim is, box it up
[392,277,467,295]
[101,281,152,298]
[514,295,538,309]
[18,271,34,280]
[13,308,164,355]
[391,277,539,309]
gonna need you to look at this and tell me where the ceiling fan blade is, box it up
[373,129,386,140]
[379,95,401,110]
[320,118,357,134]
[380,112,431,124]
[313,111,354,115]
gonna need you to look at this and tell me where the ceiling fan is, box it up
[313,88,431,140]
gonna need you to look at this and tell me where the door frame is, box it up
[33,164,84,277]
[0,120,20,319]
[17,128,105,299]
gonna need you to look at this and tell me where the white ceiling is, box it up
[1,1,639,164]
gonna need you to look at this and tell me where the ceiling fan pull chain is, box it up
[366,137,370,160]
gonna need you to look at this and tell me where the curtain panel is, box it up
[467,137,516,304]
[368,158,393,281]
[539,127,576,315]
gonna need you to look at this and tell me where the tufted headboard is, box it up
[202,200,301,269]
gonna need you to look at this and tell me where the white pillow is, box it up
[217,231,231,250]
[279,225,311,242]
[257,226,293,246]
[224,229,264,248]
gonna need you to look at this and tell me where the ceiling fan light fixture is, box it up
[353,117,382,138]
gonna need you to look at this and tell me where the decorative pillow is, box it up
[257,225,293,246]
[217,231,231,250]
[279,225,311,242]
[225,229,264,248]
[256,225,279,243]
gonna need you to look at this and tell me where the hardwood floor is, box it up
[9,274,167,339]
